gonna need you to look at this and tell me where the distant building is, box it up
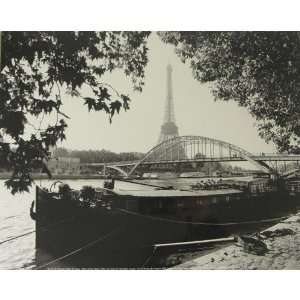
[212,170,232,177]
[47,157,80,175]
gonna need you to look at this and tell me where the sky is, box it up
[59,32,277,155]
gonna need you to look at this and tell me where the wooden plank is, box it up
[154,236,236,248]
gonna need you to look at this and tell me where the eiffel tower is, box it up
[158,64,179,143]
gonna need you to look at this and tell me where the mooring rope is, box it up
[0,216,76,246]
[34,227,121,270]
[0,230,36,246]
[117,208,288,226]
[141,247,157,268]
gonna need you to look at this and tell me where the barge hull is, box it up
[35,186,300,268]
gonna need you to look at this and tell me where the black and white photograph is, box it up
[2,5,300,283]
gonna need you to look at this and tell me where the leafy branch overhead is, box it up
[0,31,150,193]
[2,31,300,194]
[159,32,300,153]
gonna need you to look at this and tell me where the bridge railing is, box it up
[251,153,281,156]
[80,154,300,167]
[80,160,139,166]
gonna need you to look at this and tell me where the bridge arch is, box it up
[128,135,274,176]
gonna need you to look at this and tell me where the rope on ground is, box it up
[34,227,121,270]
[141,247,157,268]
[117,208,288,226]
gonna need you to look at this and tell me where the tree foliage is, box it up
[160,31,300,153]
[3,31,300,193]
[52,147,144,163]
[0,31,150,193]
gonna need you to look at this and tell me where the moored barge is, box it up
[34,177,300,268]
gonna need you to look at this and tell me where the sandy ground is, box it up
[172,212,300,270]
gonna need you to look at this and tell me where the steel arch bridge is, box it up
[127,135,273,176]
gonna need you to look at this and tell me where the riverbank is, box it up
[173,211,300,269]
[0,173,105,180]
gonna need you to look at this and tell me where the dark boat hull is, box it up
[35,186,300,269]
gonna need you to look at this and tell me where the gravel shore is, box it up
[173,212,300,270]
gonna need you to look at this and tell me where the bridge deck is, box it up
[81,154,300,168]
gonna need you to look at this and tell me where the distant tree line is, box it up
[196,161,245,174]
[194,153,245,173]
[52,147,144,163]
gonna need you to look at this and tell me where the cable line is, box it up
[34,227,121,270]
